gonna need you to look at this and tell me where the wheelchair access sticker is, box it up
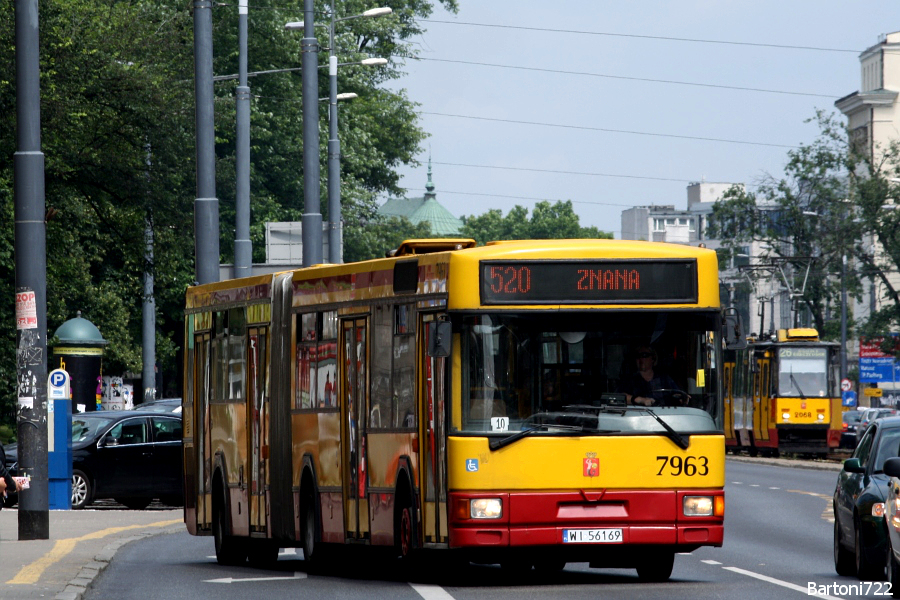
[465,459,479,472]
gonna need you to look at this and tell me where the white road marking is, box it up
[723,566,843,599]
[769,487,780,490]
[701,559,722,565]
[204,572,307,584]
[749,484,760,487]
[732,481,743,484]
[410,583,456,600]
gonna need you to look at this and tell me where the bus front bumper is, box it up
[447,490,724,551]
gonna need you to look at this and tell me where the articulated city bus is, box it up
[724,328,842,457]
[182,238,742,581]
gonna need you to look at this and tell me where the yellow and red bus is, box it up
[183,238,741,581]
[724,328,842,457]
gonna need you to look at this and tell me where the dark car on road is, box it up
[856,408,899,447]
[3,410,182,509]
[834,416,900,579]
[842,410,864,449]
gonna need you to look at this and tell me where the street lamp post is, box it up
[326,3,391,264]
[286,5,389,264]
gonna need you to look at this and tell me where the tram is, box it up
[725,328,842,457]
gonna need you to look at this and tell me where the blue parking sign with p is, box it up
[50,371,67,387]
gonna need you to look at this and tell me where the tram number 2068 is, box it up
[656,455,709,476]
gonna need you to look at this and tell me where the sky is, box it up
[384,1,897,237]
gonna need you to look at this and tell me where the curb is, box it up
[726,454,844,472]
[53,528,180,600]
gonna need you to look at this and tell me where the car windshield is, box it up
[777,347,829,397]
[457,311,722,436]
[844,412,862,424]
[874,427,900,473]
[72,414,117,443]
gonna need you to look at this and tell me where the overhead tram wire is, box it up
[411,57,839,99]
[419,20,862,54]
[420,114,799,149]
[399,188,638,208]
[428,162,694,183]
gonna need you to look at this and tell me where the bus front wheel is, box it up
[213,483,247,566]
[301,489,324,563]
[635,550,674,582]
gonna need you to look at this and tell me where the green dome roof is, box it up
[54,313,108,346]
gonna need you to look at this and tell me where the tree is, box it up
[461,201,613,245]
[0,0,458,429]
[708,111,900,341]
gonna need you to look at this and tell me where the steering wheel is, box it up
[649,388,688,407]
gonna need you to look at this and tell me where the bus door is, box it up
[419,314,449,545]
[194,331,213,530]
[341,317,369,540]
[247,327,268,533]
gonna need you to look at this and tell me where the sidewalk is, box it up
[0,506,183,600]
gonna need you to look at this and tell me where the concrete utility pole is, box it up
[233,0,252,278]
[14,0,50,539]
[193,0,220,284]
[142,212,156,402]
[300,0,322,267]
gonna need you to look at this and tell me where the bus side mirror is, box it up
[427,321,452,357]
[723,308,747,350]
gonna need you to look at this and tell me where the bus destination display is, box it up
[480,259,698,305]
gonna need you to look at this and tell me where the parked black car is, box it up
[3,410,182,509]
[129,398,182,414]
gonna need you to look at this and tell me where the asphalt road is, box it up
[86,459,878,600]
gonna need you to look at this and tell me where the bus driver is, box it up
[618,346,687,407]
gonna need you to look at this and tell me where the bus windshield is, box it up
[777,347,829,397]
[458,311,722,435]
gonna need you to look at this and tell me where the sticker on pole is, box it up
[16,290,37,330]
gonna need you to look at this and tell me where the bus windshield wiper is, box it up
[489,423,618,451]
[598,406,690,450]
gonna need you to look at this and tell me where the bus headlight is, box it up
[683,495,724,517]
[683,496,714,516]
[817,413,825,421]
[782,412,791,420]
[470,498,503,519]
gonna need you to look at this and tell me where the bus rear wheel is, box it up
[395,492,417,560]
[635,550,674,582]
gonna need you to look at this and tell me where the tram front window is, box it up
[458,312,723,435]
[777,347,828,397]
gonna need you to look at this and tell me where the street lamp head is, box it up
[336,92,358,101]
[284,21,304,30]
[362,7,392,18]
[360,57,388,67]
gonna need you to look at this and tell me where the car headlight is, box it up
[470,498,503,519]
[683,495,724,517]
[873,503,886,518]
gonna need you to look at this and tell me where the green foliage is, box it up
[461,201,613,245]
[0,0,455,428]
[708,111,900,343]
